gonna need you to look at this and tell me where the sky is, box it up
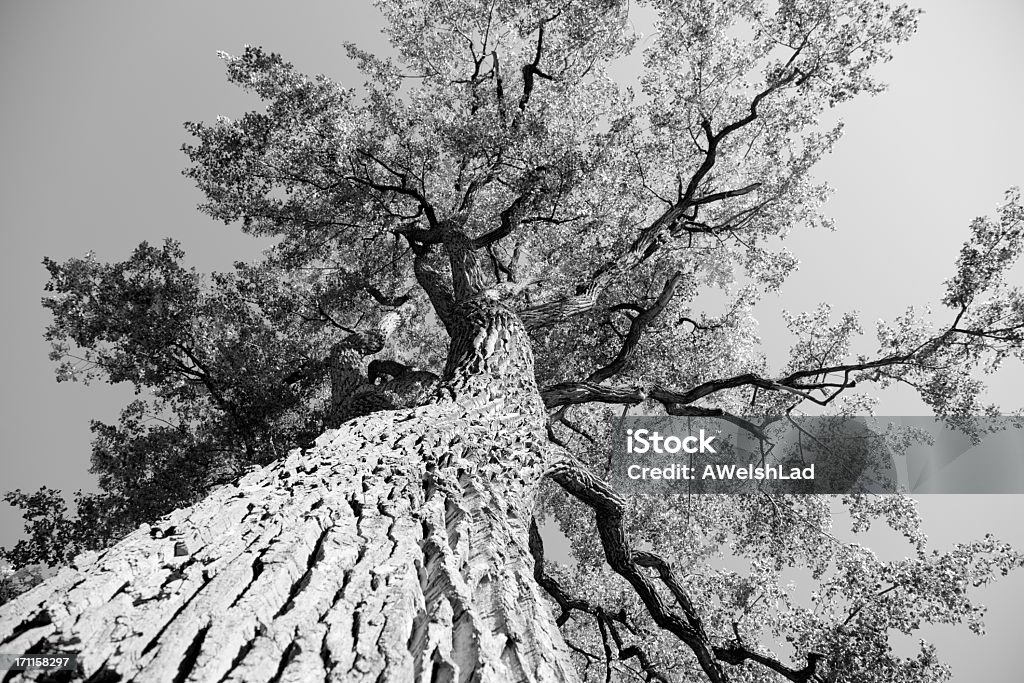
[1,1,1022,680]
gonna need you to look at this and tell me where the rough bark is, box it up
[0,298,579,683]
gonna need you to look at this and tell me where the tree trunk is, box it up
[0,299,579,682]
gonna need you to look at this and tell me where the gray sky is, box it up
[1,1,1022,680]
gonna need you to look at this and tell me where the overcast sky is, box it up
[1,1,1022,680]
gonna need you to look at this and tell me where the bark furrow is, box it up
[0,406,578,682]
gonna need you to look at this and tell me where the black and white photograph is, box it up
[1,1,1022,681]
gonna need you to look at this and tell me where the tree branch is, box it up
[546,455,728,682]
[528,519,671,683]
[549,68,804,334]
[588,272,683,384]
[472,188,535,249]
[546,454,827,683]
[351,149,441,229]
[517,19,555,116]
[362,283,412,308]
[518,285,603,330]
[714,622,823,683]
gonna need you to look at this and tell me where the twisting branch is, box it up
[546,340,933,418]
[529,518,599,627]
[606,619,671,683]
[542,380,645,407]
[543,291,1019,427]
[545,454,826,683]
[678,68,801,209]
[545,455,729,683]
[517,18,555,115]
[473,188,536,249]
[713,622,823,683]
[528,519,671,683]
[588,272,684,384]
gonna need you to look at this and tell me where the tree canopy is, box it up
[5,1,1024,681]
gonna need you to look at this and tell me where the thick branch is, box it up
[546,456,729,683]
[542,381,771,442]
[518,285,603,330]
[547,454,828,683]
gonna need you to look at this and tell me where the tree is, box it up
[2,0,1023,680]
